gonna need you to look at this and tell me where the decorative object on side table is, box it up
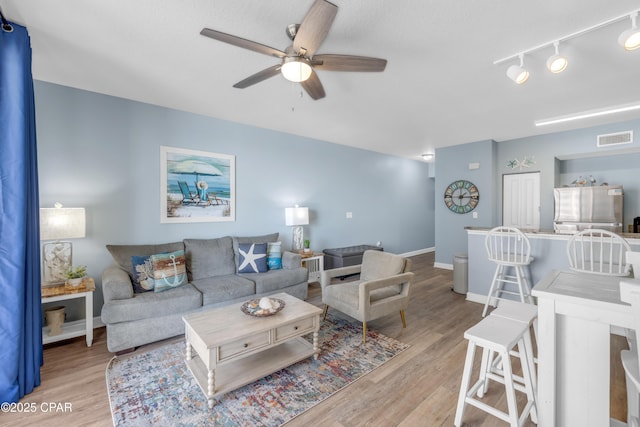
[40,203,86,287]
[45,306,65,336]
[65,265,87,287]
[285,205,309,251]
[303,239,311,253]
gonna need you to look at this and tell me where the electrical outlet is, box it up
[346,212,353,219]
[472,212,478,219]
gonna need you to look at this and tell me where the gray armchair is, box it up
[320,250,414,343]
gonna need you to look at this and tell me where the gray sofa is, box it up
[101,233,308,353]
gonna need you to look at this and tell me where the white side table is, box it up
[41,277,95,347]
[300,252,324,283]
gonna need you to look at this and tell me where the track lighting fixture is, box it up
[619,12,640,51]
[546,41,568,73]
[495,9,639,83]
[506,54,529,84]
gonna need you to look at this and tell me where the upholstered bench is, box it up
[323,245,383,270]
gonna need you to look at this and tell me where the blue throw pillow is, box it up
[131,255,155,293]
[267,241,282,270]
[150,250,188,292]
[238,243,268,273]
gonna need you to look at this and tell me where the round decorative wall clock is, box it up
[444,180,479,214]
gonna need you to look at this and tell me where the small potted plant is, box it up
[65,265,87,287]
[303,239,311,253]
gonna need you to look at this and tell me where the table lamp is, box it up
[40,203,86,286]
[285,205,309,251]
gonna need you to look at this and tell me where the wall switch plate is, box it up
[468,162,480,170]
[346,212,353,219]
[472,212,478,219]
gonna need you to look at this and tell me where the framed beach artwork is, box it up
[160,146,235,223]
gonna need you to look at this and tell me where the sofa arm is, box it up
[282,251,302,270]
[102,264,134,302]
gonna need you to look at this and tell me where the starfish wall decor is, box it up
[507,156,536,170]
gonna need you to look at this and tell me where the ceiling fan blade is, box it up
[201,28,286,58]
[313,54,387,72]
[293,0,337,57]
[300,70,326,100]
[233,64,282,89]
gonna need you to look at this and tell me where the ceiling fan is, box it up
[200,0,387,100]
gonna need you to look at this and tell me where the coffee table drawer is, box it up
[218,331,270,361]
[275,317,315,341]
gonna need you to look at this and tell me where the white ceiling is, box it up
[3,0,640,160]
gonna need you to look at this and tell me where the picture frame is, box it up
[160,146,235,223]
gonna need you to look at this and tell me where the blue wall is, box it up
[434,140,496,266]
[35,81,435,319]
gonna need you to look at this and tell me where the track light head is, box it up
[619,12,640,51]
[546,42,568,73]
[506,55,529,84]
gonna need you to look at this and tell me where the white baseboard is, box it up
[434,262,453,270]
[465,292,485,304]
[400,247,435,257]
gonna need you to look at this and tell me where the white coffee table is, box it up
[183,292,322,408]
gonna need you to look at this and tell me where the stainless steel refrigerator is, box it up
[553,185,623,233]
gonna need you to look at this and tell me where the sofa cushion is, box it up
[184,236,235,280]
[151,250,188,292]
[240,267,308,294]
[238,243,268,273]
[267,241,282,270]
[232,233,279,270]
[131,255,154,293]
[190,274,256,306]
[101,283,201,324]
[106,242,185,277]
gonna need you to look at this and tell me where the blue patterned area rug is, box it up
[106,314,410,426]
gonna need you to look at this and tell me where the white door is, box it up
[503,172,540,229]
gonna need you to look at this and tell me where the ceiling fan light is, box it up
[546,54,568,73]
[506,64,529,84]
[281,58,312,82]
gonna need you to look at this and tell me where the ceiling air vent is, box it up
[597,131,633,147]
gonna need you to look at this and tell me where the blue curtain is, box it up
[0,21,42,403]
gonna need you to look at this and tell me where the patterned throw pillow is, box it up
[267,241,282,270]
[131,255,155,293]
[238,243,268,273]
[150,250,187,293]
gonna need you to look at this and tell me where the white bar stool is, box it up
[483,227,534,317]
[482,302,538,399]
[455,315,537,427]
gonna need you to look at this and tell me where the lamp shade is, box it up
[40,207,86,240]
[285,206,309,226]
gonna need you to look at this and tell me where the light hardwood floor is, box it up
[3,252,628,426]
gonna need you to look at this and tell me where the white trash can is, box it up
[453,253,468,294]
